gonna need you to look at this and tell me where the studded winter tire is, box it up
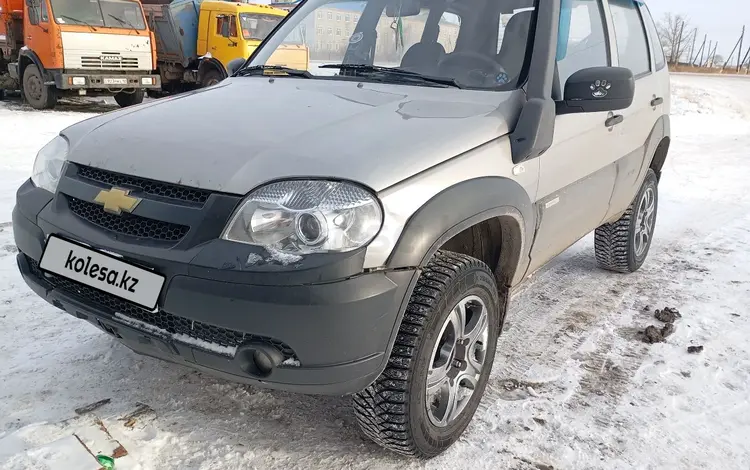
[595,169,659,273]
[353,250,500,457]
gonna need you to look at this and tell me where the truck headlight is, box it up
[221,180,383,254]
[31,136,68,193]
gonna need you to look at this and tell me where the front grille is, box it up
[81,56,140,69]
[68,196,189,243]
[77,165,211,205]
[27,257,296,360]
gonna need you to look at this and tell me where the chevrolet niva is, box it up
[14,0,670,457]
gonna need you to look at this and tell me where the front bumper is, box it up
[53,70,161,90]
[13,172,416,396]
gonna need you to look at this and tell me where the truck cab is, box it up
[143,0,308,92]
[0,0,161,109]
[198,1,308,75]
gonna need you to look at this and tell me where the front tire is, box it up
[201,69,223,88]
[114,89,144,108]
[595,169,659,273]
[22,64,56,110]
[354,251,500,457]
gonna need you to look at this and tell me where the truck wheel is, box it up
[114,89,144,108]
[595,169,659,273]
[22,64,56,110]
[201,69,223,88]
[354,251,500,457]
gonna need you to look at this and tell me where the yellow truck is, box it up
[142,0,308,94]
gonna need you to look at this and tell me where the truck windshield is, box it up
[239,13,284,41]
[245,0,538,90]
[51,0,146,30]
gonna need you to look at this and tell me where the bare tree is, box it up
[657,13,692,64]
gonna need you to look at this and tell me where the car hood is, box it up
[63,77,523,194]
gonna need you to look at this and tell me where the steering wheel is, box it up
[437,51,509,87]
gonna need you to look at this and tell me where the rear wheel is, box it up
[201,69,223,88]
[595,169,659,273]
[354,251,500,457]
[114,89,144,108]
[22,64,56,110]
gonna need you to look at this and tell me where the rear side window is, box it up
[640,3,666,71]
[556,0,609,91]
[608,0,650,77]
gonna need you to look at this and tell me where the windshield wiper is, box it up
[108,14,140,35]
[59,14,98,32]
[319,64,462,88]
[235,65,313,79]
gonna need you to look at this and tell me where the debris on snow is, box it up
[687,345,704,354]
[643,324,676,344]
[119,403,155,428]
[655,307,682,323]
[75,398,111,415]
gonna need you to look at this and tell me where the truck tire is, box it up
[22,64,56,110]
[114,89,144,108]
[595,169,659,273]
[201,69,223,88]
[354,251,500,457]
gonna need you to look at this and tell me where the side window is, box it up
[608,0,650,77]
[640,4,666,71]
[229,16,238,37]
[216,15,238,38]
[41,0,49,22]
[556,0,609,90]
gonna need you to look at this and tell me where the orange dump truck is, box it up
[0,0,161,109]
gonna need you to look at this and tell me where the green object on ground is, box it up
[97,454,115,469]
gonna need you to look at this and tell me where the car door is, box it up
[526,0,620,275]
[602,0,663,218]
[210,12,240,67]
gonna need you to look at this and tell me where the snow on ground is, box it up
[1,75,750,469]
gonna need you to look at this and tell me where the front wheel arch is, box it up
[197,59,228,87]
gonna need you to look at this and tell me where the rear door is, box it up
[527,0,619,274]
[602,0,662,217]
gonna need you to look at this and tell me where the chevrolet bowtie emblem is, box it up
[93,187,141,215]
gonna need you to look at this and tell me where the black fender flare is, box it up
[645,114,671,180]
[197,58,228,82]
[386,176,536,284]
[17,49,47,84]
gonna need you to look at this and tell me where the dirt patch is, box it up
[641,306,681,343]
[688,345,704,354]
[655,307,682,323]
[642,324,676,344]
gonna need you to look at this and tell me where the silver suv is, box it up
[13,0,670,458]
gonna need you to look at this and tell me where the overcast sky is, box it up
[644,0,747,60]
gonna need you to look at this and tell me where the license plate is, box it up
[39,235,165,310]
[103,78,128,85]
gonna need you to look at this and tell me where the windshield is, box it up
[50,0,146,30]
[245,0,536,89]
[239,13,284,41]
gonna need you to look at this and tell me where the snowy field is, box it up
[1,74,750,469]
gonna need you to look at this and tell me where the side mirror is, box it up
[227,57,245,76]
[557,66,634,115]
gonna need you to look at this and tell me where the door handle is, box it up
[605,115,624,127]
[651,97,664,106]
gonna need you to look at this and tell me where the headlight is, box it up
[222,180,383,254]
[31,135,68,193]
